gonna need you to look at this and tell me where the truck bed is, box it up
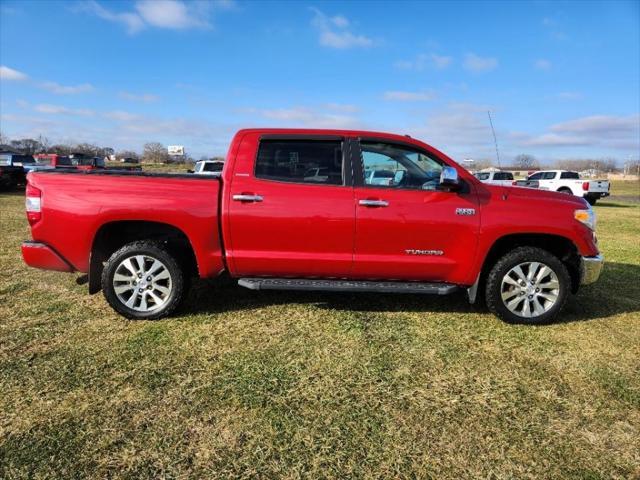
[25,169,224,277]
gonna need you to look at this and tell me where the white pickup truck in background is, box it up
[526,170,610,205]
[473,170,515,186]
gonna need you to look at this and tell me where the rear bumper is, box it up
[580,254,604,285]
[21,241,74,272]
[584,192,610,199]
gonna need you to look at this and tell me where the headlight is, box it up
[575,208,596,230]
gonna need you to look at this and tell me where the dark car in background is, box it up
[0,153,35,189]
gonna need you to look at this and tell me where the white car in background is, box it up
[474,170,515,186]
[193,160,224,175]
[526,170,610,205]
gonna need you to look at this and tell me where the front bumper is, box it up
[580,254,604,285]
[21,241,74,272]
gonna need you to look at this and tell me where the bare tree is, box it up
[142,142,169,163]
[116,150,140,161]
[514,154,538,169]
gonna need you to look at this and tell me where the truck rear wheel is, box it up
[102,241,187,320]
[485,247,570,325]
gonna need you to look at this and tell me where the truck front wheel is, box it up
[102,241,187,320]
[485,247,571,325]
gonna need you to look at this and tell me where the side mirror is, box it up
[439,166,460,190]
[187,169,194,174]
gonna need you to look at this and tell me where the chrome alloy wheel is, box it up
[500,262,560,318]
[112,255,173,312]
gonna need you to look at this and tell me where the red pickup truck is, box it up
[21,128,603,324]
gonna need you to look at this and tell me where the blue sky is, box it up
[1,0,638,163]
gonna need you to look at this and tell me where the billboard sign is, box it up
[168,145,184,156]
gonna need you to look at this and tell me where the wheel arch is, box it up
[89,220,198,294]
[477,233,581,296]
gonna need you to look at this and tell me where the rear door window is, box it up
[255,140,343,185]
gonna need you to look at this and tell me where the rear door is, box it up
[225,133,355,277]
[351,139,480,285]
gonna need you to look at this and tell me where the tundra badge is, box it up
[405,249,444,256]
[456,208,476,216]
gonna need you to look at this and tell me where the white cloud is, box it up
[78,0,145,34]
[383,90,436,102]
[34,104,95,116]
[550,115,640,135]
[103,110,142,122]
[520,133,590,147]
[407,103,496,158]
[514,114,640,151]
[534,59,552,70]
[463,53,498,73]
[251,106,361,129]
[0,65,28,81]
[77,0,235,34]
[311,8,373,49]
[118,91,159,102]
[135,0,208,29]
[394,53,452,71]
[39,81,94,95]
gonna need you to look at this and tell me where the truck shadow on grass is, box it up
[182,262,640,324]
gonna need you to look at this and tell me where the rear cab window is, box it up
[494,172,514,180]
[560,171,580,179]
[255,139,344,186]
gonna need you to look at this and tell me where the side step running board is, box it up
[237,278,458,295]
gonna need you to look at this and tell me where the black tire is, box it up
[557,188,573,195]
[102,241,187,320]
[485,246,571,325]
[586,197,597,206]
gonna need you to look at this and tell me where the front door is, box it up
[352,139,480,285]
[226,134,355,278]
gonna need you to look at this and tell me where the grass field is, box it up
[1,180,639,479]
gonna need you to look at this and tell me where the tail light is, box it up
[582,181,589,191]
[512,181,517,185]
[25,182,42,225]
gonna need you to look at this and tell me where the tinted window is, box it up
[560,171,579,179]
[0,154,10,166]
[256,140,343,185]
[56,156,73,166]
[494,172,513,180]
[528,172,543,180]
[203,162,223,172]
[475,172,490,181]
[15,155,35,164]
[360,142,444,190]
[543,172,557,180]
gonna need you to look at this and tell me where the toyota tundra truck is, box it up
[21,129,604,325]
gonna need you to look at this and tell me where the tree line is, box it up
[0,133,209,164]
[471,153,631,173]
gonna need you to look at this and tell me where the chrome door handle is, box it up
[359,199,389,207]
[233,194,263,202]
